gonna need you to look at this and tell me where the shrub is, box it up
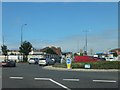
[53,61,120,69]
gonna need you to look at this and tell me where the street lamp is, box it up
[21,24,27,45]
[20,24,27,61]
[83,30,89,55]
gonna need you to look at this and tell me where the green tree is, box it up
[113,52,118,57]
[74,53,78,56]
[1,45,8,59]
[19,41,32,62]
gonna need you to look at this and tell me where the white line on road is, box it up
[49,79,71,90]
[93,80,117,83]
[9,77,23,80]
[63,79,79,81]
[34,78,50,80]
[34,77,71,90]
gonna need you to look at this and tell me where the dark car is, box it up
[2,60,16,67]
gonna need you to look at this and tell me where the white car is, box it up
[38,58,55,66]
[28,58,39,64]
[106,57,115,61]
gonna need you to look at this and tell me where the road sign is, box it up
[67,58,71,64]
[84,64,91,69]
[66,58,71,69]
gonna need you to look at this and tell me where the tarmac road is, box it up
[2,63,119,90]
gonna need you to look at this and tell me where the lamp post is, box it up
[21,24,27,46]
[2,31,4,46]
[20,24,27,61]
[83,30,89,55]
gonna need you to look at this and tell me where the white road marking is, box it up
[9,77,23,80]
[49,79,71,90]
[63,79,79,81]
[93,80,117,83]
[34,78,50,80]
[34,77,71,90]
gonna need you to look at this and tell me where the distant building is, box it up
[62,52,73,58]
[40,46,62,56]
[8,50,20,55]
[109,48,120,55]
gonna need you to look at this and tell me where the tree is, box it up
[113,52,118,57]
[1,45,8,59]
[74,53,78,56]
[19,41,32,62]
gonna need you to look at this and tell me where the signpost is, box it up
[66,58,71,69]
[84,64,91,69]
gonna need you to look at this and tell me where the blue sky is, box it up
[2,2,118,53]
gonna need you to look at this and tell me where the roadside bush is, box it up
[89,61,120,69]
[71,63,84,69]
[53,63,67,68]
[53,61,120,69]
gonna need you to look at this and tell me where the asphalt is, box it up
[2,63,119,90]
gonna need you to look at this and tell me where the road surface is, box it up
[2,63,119,90]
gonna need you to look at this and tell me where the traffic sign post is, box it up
[66,58,71,69]
[84,64,91,69]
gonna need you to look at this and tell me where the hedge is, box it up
[53,61,120,69]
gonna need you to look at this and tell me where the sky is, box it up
[1,2,118,53]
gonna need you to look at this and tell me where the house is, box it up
[109,48,120,55]
[40,46,62,56]
[8,50,20,55]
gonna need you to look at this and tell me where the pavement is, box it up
[1,63,119,90]
[43,66,119,72]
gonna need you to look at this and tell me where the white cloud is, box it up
[5,28,118,54]
[48,29,118,53]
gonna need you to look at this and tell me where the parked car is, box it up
[2,60,16,67]
[106,57,115,61]
[28,58,39,64]
[38,58,55,66]
[93,57,106,61]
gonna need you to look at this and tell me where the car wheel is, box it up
[46,63,49,66]
[14,64,16,67]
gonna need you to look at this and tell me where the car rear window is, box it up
[39,58,46,60]
[30,58,34,60]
